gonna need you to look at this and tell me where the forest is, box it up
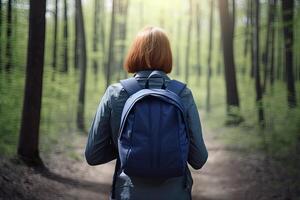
[0,0,300,199]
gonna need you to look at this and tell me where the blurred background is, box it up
[0,0,300,199]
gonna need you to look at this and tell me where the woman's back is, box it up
[86,70,207,200]
[85,26,207,200]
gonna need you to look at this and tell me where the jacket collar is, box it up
[134,70,170,80]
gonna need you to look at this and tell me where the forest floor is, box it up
[0,127,291,200]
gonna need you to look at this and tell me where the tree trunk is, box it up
[275,1,283,81]
[262,0,273,93]
[118,0,129,80]
[195,3,201,77]
[206,0,214,112]
[175,18,181,76]
[269,0,276,87]
[75,0,88,131]
[18,0,46,166]
[282,0,297,107]
[93,0,100,53]
[74,1,79,70]
[99,0,106,57]
[106,0,116,88]
[250,0,255,78]
[0,0,2,70]
[5,0,12,72]
[217,39,223,75]
[52,0,58,71]
[232,0,235,34]
[92,0,100,84]
[185,0,193,84]
[218,0,240,111]
[243,0,251,75]
[62,0,69,73]
[254,0,265,126]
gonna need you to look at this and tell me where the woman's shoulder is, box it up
[106,82,127,97]
[166,79,193,98]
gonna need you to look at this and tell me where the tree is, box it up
[92,0,100,83]
[243,0,251,75]
[5,0,12,71]
[18,0,46,166]
[206,0,214,112]
[218,0,241,120]
[175,17,181,76]
[62,0,69,73]
[262,0,273,93]
[195,2,201,77]
[75,0,88,130]
[231,0,235,34]
[0,0,2,70]
[185,0,193,84]
[282,0,297,107]
[99,0,106,61]
[216,39,223,75]
[106,0,116,88]
[269,0,276,87]
[250,0,255,78]
[275,1,283,81]
[253,0,265,126]
[52,0,58,71]
[117,0,130,80]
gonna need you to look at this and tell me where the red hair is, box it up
[124,26,173,73]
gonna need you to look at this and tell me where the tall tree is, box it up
[275,4,283,81]
[262,0,273,93]
[253,0,265,125]
[185,0,193,84]
[5,0,12,71]
[18,0,46,166]
[231,0,235,34]
[243,0,251,75]
[106,0,116,88]
[118,0,130,80]
[92,0,100,83]
[52,0,58,71]
[217,39,223,75]
[269,0,276,87]
[218,0,240,116]
[195,3,201,76]
[75,0,88,130]
[175,17,181,76]
[99,0,106,60]
[250,0,255,78]
[206,0,214,112]
[74,0,79,70]
[0,0,2,70]
[282,0,297,107]
[93,0,100,53]
[62,0,69,72]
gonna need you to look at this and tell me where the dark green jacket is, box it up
[85,70,208,200]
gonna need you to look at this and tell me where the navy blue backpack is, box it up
[116,71,190,179]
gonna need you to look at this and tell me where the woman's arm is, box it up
[186,91,208,169]
[85,86,117,166]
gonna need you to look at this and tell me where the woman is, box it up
[85,26,208,200]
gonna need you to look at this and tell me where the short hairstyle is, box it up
[124,26,173,74]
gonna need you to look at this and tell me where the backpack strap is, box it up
[120,77,142,96]
[167,80,186,96]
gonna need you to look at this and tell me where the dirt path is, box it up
[0,128,263,200]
